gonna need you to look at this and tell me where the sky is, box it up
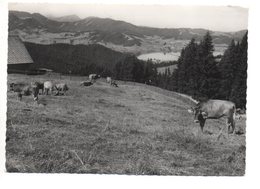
[8,3,248,32]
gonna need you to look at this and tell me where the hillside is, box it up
[6,74,246,175]
[24,42,128,75]
[8,11,246,54]
[48,15,81,22]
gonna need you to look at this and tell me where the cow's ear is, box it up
[188,108,194,114]
[201,112,208,119]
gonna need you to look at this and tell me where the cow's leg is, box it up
[228,117,235,134]
[17,92,22,101]
[217,119,229,140]
[230,114,236,134]
[56,89,60,96]
[199,118,206,133]
[44,88,48,95]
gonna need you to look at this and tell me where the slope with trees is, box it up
[156,31,248,109]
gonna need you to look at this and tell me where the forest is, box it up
[156,32,247,109]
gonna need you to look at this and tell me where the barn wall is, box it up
[8,63,33,74]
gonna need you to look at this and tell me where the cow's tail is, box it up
[232,104,236,133]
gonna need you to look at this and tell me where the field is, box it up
[6,74,246,175]
[137,52,181,62]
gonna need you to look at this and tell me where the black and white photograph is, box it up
[3,0,251,178]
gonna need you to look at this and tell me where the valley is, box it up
[9,10,243,55]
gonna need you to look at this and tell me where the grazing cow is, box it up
[80,81,93,86]
[31,81,44,94]
[43,81,54,95]
[89,74,100,82]
[188,99,236,139]
[145,79,152,85]
[9,82,39,101]
[9,82,29,92]
[55,83,69,95]
[111,80,118,87]
[106,77,112,84]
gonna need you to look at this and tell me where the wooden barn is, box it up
[8,35,33,74]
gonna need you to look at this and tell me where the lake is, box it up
[138,51,224,62]
[137,52,181,62]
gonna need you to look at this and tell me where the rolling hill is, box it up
[24,42,128,75]
[9,11,247,54]
[48,14,81,22]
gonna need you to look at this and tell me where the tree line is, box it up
[156,31,248,109]
[25,31,247,109]
[25,42,158,84]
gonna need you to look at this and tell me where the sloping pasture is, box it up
[6,74,246,175]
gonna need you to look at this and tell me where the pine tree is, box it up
[176,48,186,93]
[132,57,144,82]
[175,38,200,96]
[230,32,248,109]
[196,31,220,99]
[218,39,238,99]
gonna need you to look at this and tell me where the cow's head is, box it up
[188,107,207,123]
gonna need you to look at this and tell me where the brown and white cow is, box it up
[9,82,39,101]
[89,74,100,82]
[32,81,44,94]
[80,81,93,86]
[55,83,69,95]
[188,99,236,139]
[43,81,54,95]
[106,77,112,84]
[111,80,118,87]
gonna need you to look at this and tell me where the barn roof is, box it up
[8,35,33,64]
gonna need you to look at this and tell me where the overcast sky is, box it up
[9,3,248,32]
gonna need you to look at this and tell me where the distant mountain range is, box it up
[9,11,247,55]
[48,14,81,22]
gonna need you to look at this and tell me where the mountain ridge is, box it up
[48,14,81,22]
[9,10,247,54]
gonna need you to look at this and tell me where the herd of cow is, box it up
[8,74,118,101]
[8,73,244,140]
[9,80,69,101]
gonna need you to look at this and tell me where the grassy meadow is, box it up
[6,74,246,175]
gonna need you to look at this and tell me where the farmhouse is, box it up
[8,35,33,73]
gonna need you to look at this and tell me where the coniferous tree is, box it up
[169,70,178,91]
[196,32,220,99]
[217,39,238,99]
[132,57,144,82]
[175,38,199,96]
[230,32,248,109]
